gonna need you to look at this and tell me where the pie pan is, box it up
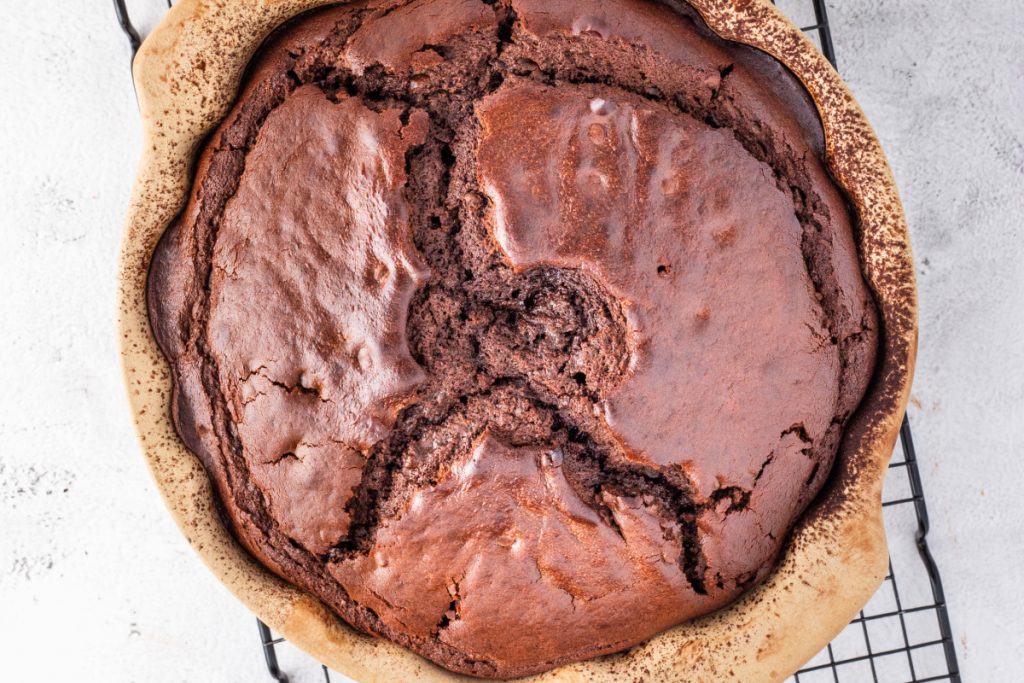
[117,1,918,679]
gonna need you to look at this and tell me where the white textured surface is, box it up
[0,1,1019,681]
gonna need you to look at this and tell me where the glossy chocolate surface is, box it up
[148,0,878,677]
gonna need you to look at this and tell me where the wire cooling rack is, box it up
[116,0,961,680]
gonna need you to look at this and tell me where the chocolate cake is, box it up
[147,0,879,677]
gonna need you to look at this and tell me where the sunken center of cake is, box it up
[147,0,878,678]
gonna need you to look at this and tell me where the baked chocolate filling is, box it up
[148,0,878,678]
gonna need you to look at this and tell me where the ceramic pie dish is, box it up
[118,0,917,680]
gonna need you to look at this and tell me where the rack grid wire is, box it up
[115,0,961,680]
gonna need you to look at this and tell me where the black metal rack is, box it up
[116,1,961,680]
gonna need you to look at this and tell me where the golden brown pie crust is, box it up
[117,1,918,680]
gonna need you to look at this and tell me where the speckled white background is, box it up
[0,0,1020,681]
